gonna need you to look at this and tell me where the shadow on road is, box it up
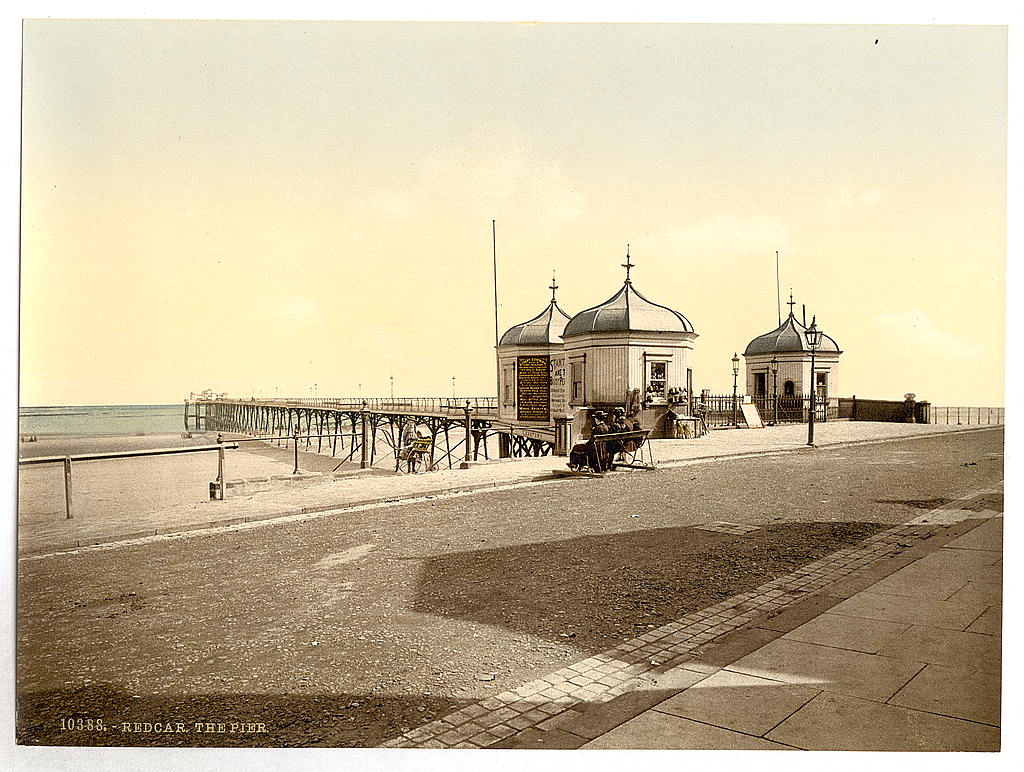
[409,521,886,654]
[17,683,469,747]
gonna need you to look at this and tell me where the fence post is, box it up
[63,456,73,520]
[216,434,226,500]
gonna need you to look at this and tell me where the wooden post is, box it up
[293,428,300,474]
[216,434,226,500]
[63,456,73,520]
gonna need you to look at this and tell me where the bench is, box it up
[563,429,655,474]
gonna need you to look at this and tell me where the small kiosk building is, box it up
[742,300,842,414]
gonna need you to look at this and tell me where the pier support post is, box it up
[63,456,73,520]
[293,428,300,474]
[360,402,369,469]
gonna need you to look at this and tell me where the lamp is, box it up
[806,317,822,446]
[806,318,823,350]
[770,355,779,425]
[731,353,740,427]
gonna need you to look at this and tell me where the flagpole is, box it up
[776,250,782,326]
[492,220,499,347]
[492,220,501,408]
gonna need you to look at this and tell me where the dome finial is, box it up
[622,245,635,284]
[549,271,558,303]
[787,288,796,317]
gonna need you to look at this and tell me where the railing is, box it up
[749,394,834,424]
[930,406,1005,426]
[697,394,742,428]
[695,393,834,427]
[18,442,240,520]
[197,396,499,416]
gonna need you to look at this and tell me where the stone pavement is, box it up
[382,485,1002,751]
[18,421,993,556]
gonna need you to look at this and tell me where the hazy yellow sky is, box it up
[19,21,1006,406]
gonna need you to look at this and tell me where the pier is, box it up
[184,395,572,472]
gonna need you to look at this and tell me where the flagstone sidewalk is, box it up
[382,486,1002,751]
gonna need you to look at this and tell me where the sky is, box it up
[18,18,1008,407]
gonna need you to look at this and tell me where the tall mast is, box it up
[776,250,782,326]
[492,220,499,347]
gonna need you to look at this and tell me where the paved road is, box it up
[16,427,1003,747]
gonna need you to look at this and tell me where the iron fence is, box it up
[750,394,834,424]
[930,406,1005,426]
[695,393,833,428]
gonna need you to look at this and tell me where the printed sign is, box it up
[549,355,567,416]
[517,355,551,422]
[740,401,764,429]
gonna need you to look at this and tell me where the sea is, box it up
[18,404,187,439]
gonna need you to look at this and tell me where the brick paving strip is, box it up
[380,484,1002,749]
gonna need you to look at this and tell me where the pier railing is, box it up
[204,396,499,417]
[929,406,1005,426]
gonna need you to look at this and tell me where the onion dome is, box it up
[562,249,695,337]
[743,311,841,356]
[498,275,572,346]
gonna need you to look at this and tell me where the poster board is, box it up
[516,355,551,422]
[740,401,764,428]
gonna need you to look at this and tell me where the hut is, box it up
[742,297,842,419]
[556,251,697,437]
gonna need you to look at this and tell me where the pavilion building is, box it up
[495,251,698,443]
[742,297,842,416]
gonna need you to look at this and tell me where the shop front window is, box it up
[570,360,584,403]
[646,360,667,403]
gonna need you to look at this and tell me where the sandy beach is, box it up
[16,432,365,526]
[16,426,492,530]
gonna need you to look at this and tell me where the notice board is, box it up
[740,401,764,428]
[516,355,550,422]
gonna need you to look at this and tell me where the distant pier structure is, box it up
[183,393,563,472]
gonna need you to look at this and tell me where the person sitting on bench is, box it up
[606,408,629,458]
[588,411,611,471]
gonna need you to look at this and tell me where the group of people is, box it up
[568,407,642,473]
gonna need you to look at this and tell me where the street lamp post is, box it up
[452,376,456,399]
[805,317,823,446]
[390,375,395,402]
[770,356,779,425]
[731,353,740,427]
